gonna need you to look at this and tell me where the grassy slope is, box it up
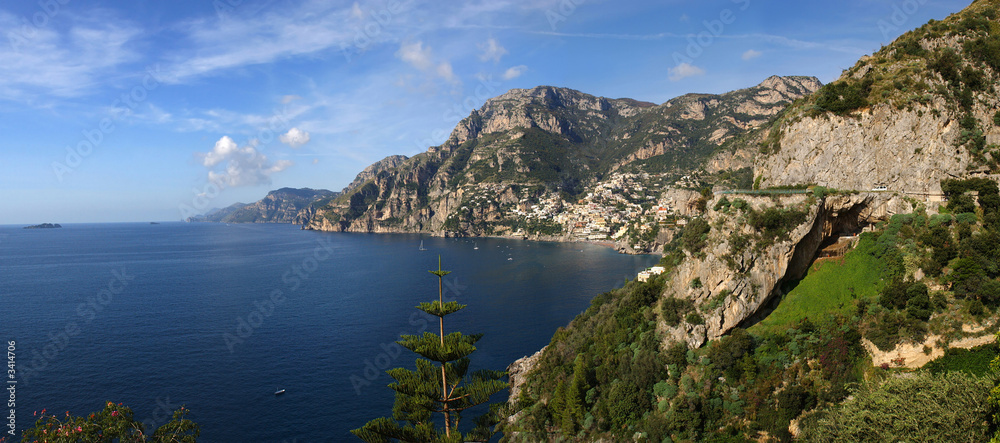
[752,236,886,333]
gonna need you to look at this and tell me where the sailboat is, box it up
[419,240,427,251]
[274,388,285,395]
[473,242,479,250]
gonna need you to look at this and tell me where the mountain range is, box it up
[301,76,822,245]
[186,187,336,224]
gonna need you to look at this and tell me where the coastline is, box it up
[300,224,665,256]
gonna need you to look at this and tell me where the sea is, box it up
[0,222,658,442]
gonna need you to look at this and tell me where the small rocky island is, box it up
[24,223,62,229]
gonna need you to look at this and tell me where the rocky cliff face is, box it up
[748,1,1000,193]
[754,99,974,195]
[662,192,911,348]
[341,155,409,194]
[306,77,820,235]
[189,188,336,224]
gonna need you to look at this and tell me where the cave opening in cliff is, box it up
[739,201,876,330]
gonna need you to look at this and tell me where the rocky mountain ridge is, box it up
[187,187,336,224]
[303,76,822,241]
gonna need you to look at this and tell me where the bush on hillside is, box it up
[800,372,993,442]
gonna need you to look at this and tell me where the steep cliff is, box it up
[745,0,1000,194]
[661,192,911,348]
[305,77,821,235]
[188,188,336,223]
[341,155,409,194]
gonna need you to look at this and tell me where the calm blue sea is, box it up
[0,223,657,442]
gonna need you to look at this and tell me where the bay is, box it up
[0,222,658,442]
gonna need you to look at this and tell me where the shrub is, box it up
[929,48,961,85]
[747,207,809,246]
[661,297,695,327]
[686,312,705,325]
[707,329,754,380]
[815,80,871,114]
[681,218,711,254]
[800,372,993,442]
[690,277,703,289]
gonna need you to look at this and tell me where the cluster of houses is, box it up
[459,172,691,246]
[637,266,666,282]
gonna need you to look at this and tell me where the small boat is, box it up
[473,242,479,250]
[419,240,427,251]
[507,257,513,261]
[274,388,285,395]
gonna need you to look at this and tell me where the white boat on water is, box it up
[473,242,479,250]
[274,388,285,395]
[419,240,427,251]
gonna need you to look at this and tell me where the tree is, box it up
[20,401,198,442]
[352,257,508,442]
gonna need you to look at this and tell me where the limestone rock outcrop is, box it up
[662,192,911,347]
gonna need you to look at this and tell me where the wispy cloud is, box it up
[478,37,508,63]
[395,41,458,84]
[160,2,360,83]
[0,11,141,101]
[530,30,868,55]
[503,65,528,80]
[742,49,762,60]
[668,63,705,81]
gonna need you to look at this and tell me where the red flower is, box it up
[111,410,119,417]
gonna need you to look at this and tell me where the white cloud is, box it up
[503,65,528,80]
[199,136,292,186]
[668,63,705,81]
[280,128,311,148]
[202,136,241,167]
[396,41,434,70]
[395,41,458,84]
[478,38,508,63]
[281,95,302,104]
[742,49,763,61]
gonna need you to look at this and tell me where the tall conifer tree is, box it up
[352,257,508,442]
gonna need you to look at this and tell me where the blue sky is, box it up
[0,0,971,224]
